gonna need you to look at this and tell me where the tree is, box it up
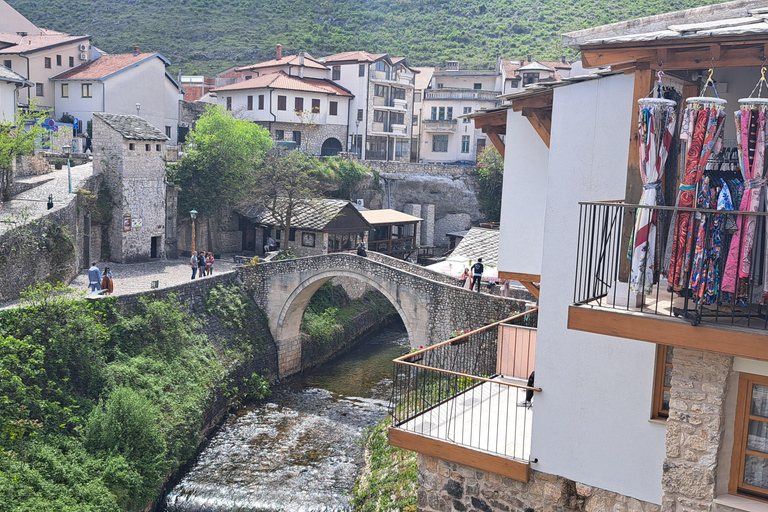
[252,149,327,249]
[474,146,504,223]
[0,104,50,201]
[174,105,272,216]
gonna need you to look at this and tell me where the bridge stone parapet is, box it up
[237,253,528,378]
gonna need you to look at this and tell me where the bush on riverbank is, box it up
[0,283,267,511]
[352,417,417,512]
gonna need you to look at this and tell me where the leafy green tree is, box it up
[474,146,504,223]
[0,103,51,201]
[174,105,272,216]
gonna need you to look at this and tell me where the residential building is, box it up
[0,64,31,121]
[390,2,768,511]
[180,75,215,102]
[359,209,422,259]
[320,51,417,161]
[50,49,183,144]
[0,0,92,110]
[411,66,434,162]
[420,61,502,163]
[500,56,572,95]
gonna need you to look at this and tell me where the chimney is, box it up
[527,54,532,63]
[133,46,140,56]
[276,44,283,60]
[561,55,567,64]
[299,52,305,66]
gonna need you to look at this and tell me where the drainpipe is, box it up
[22,54,30,104]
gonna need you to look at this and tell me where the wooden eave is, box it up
[471,109,508,157]
[511,90,553,149]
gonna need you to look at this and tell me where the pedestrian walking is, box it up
[100,267,114,295]
[198,251,207,277]
[460,267,472,289]
[190,251,198,279]
[206,252,214,275]
[471,258,484,292]
[87,262,102,292]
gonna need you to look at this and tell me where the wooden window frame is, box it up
[56,55,62,66]
[61,83,69,98]
[44,57,51,69]
[359,64,365,77]
[730,372,768,502]
[294,97,304,113]
[311,98,320,114]
[652,345,672,419]
[332,65,341,80]
[226,96,232,111]
[68,56,74,67]
[277,95,286,111]
[247,95,253,110]
[35,83,43,96]
[258,94,264,110]
[329,101,338,116]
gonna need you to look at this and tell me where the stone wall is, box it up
[362,160,477,176]
[16,154,54,177]
[417,455,662,512]
[262,121,347,156]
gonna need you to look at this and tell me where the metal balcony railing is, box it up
[425,89,499,101]
[574,201,768,330]
[390,309,539,461]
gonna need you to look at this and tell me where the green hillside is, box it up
[9,0,727,75]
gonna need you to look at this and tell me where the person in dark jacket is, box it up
[471,258,484,292]
[198,251,207,277]
[356,242,367,257]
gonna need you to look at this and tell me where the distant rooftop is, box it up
[0,64,31,86]
[212,71,352,96]
[50,53,164,80]
[451,227,500,267]
[0,29,90,54]
[94,113,168,141]
[236,52,328,72]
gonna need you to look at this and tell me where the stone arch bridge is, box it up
[238,252,532,378]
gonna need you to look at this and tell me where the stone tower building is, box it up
[93,112,168,263]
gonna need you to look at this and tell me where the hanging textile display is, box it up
[721,97,768,304]
[665,95,727,292]
[630,94,677,294]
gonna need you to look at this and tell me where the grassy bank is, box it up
[0,282,271,511]
[352,417,417,512]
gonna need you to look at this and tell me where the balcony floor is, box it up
[396,377,532,461]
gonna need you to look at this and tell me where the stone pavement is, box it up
[68,256,241,296]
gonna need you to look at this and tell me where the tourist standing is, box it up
[87,262,101,292]
[100,267,114,295]
[460,267,471,289]
[471,258,484,292]
[198,251,207,277]
[206,252,214,275]
[190,251,198,279]
[356,242,367,257]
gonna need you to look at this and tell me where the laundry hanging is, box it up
[630,92,677,294]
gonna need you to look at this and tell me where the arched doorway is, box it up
[320,137,343,156]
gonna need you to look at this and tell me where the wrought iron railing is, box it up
[390,309,539,461]
[574,201,768,329]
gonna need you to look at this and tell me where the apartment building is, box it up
[0,64,31,121]
[390,2,768,511]
[500,56,572,95]
[320,51,417,161]
[410,66,434,162]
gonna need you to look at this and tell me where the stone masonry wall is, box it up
[263,121,347,156]
[362,160,477,176]
[418,455,661,512]
[662,348,733,512]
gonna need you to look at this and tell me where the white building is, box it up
[0,64,31,121]
[50,50,183,145]
[410,66,434,162]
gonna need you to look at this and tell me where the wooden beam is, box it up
[389,427,530,482]
[567,306,768,363]
[581,48,656,68]
[486,129,505,158]
[521,107,551,148]
[498,271,541,282]
[583,43,768,70]
[511,92,553,112]
[472,110,507,130]
[520,281,540,299]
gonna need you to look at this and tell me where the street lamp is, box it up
[190,209,198,253]
[63,144,72,193]
[355,119,360,158]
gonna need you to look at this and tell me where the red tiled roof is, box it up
[236,53,328,72]
[50,53,160,80]
[212,71,352,96]
[501,59,572,81]
[0,29,88,54]
[322,50,388,63]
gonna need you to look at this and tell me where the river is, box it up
[163,325,409,512]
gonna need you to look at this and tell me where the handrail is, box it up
[395,361,542,391]
[579,200,768,216]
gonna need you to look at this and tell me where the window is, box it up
[69,56,74,67]
[375,60,387,72]
[2,59,10,70]
[431,107,437,120]
[432,135,448,152]
[731,373,768,501]
[289,228,297,242]
[412,115,418,125]
[477,138,486,153]
[359,64,365,77]
[145,144,151,151]
[156,144,162,151]
[373,110,386,123]
[165,126,171,138]
[446,107,453,120]
[439,107,445,120]
[275,130,284,140]
[391,112,404,125]
[294,97,303,113]
[82,83,92,98]
[461,135,470,153]
[311,98,320,113]
[332,66,341,80]
[277,95,286,110]
[61,83,69,98]
[357,109,363,121]
[258,94,264,110]
[129,143,135,150]
[35,83,43,96]
[329,101,338,116]
[463,106,472,123]
[56,55,62,66]
[367,136,387,160]
[523,72,539,85]
[392,88,405,100]
[437,83,444,89]
[374,84,386,97]
[652,346,673,419]
[247,95,253,110]
[510,79,520,88]
[414,92,421,102]
[245,75,252,80]
[293,131,301,146]
[474,83,482,90]
[226,96,232,111]
[395,140,408,158]
[44,57,51,69]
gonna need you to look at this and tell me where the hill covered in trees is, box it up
[9,0,726,75]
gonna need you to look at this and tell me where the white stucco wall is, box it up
[497,109,549,276]
[531,73,667,504]
[53,81,104,127]
[218,88,349,127]
[0,81,18,121]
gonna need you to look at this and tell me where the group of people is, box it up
[87,263,114,294]
[460,258,485,292]
[190,251,215,279]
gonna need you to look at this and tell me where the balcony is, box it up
[424,88,500,102]
[389,309,539,482]
[422,119,457,132]
[371,70,415,86]
[569,201,768,361]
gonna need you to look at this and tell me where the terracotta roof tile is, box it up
[212,71,352,96]
[321,50,387,63]
[0,29,88,54]
[50,53,160,80]
[236,53,328,71]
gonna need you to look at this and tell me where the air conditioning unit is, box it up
[79,52,87,61]
[78,43,88,51]
[356,199,365,207]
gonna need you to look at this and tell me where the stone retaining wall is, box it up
[418,455,661,512]
[360,160,476,176]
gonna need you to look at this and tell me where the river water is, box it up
[163,325,409,512]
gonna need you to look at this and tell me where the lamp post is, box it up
[190,209,198,253]
[64,144,72,193]
[355,119,360,158]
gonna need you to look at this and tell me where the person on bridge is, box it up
[356,242,367,257]
[100,267,114,295]
[471,258,484,292]
[87,262,102,292]
[190,251,198,279]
